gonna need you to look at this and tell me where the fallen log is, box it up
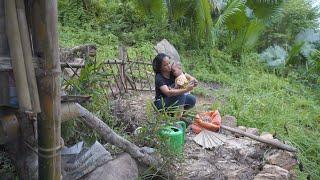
[61,103,160,168]
[220,125,297,152]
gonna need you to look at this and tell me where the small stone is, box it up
[238,126,246,131]
[246,128,260,136]
[222,115,237,128]
[234,126,246,138]
[254,164,289,180]
[265,150,297,170]
[260,132,273,140]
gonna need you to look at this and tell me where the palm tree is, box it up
[134,0,213,48]
[213,0,283,58]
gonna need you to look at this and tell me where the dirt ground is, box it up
[110,89,297,179]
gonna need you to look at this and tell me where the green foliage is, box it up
[57,0,320,178]
[134,0,165,18]
[213,0,246,33]
[134,0,213,48]
[285,41,305,66]
[247,0,283,20]
[260,0,319,48]
[229,19,266,58]
[260,45,287,67]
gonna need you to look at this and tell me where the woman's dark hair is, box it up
[152,53,169,73]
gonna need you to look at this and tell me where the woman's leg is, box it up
[153,95,186,110]
[184,94,196,110]
[165,94,186,108]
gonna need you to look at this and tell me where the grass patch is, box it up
[184,51,320,179]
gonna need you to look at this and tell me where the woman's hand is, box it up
[185,81,195,91]
[191,79,198,87]
[186,73,198,87]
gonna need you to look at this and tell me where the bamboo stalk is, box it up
[30,0,61,179]
[4,0,32,111]
[16,0,40,113]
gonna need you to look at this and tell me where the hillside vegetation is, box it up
[58,0,320,179]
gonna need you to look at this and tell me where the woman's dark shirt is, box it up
[155,73,175,99]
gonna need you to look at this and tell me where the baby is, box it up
[171,63,195,94]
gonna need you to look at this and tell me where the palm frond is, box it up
[247,0,283,20]
[210,0,227,13]
[214,0,246,31]
[252,0,280,4]
[185,0,214,46]
[260,45,287,67]
[229,19,265,57]
[167,0,192,20]
[243,19,265,49]
[135,0,165,18]
[194,0,213,37]
[285,41,305,66]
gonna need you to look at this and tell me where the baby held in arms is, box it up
[171,62,196,94]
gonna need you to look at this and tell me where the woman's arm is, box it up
[160,83,194,97]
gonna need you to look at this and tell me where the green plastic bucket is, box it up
[158,126,184,155]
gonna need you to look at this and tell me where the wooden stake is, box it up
[4,0,32,111]
[16,0,41,113]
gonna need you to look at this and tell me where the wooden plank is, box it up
[0,57,85,70]
[0,56,39,70]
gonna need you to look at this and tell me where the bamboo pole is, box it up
[4,0,32,111]
[16,0,41,113]
[30,0,61,179]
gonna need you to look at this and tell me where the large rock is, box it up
[176,133,266,180]
[254,164,290,180]
[81,153,139,180]
[63,141,113,180]
[155,39,180,63]
[264,150,297,170]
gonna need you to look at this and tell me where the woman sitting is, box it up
[152,53,197,112]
